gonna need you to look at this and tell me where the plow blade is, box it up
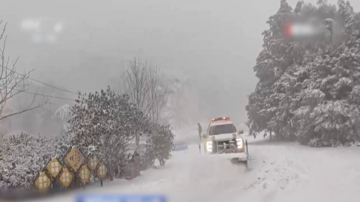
[229,155,254,170]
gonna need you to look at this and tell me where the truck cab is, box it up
[202,117,245,154]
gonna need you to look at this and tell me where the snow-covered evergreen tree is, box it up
[247,0,360,146]
[68,86,149,178]
[247,0,294,138]
[143,124,174,167]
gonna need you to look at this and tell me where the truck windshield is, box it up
[209,124,236,135]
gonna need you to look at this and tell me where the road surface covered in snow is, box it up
[28,136,360,202]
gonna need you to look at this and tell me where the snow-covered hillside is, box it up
[25,134,360,202]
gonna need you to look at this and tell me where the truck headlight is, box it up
[236,138,243,148]
[206,141,213,152]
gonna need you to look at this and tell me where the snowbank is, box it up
[24,133,360,202]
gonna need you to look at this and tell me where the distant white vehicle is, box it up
[201,116,249,165]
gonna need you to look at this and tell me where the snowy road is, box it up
[28,137,360,202]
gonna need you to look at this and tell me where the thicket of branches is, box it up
[121,58,169,125]
[0,20,66,189]
[246,0,360,146]
[120,59,170,148]
[0,21,49,125]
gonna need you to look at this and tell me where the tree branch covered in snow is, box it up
[119,58,170,147]
[120,58,170,124]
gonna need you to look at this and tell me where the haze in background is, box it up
[0,0,358,133]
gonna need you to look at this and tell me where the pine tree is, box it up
[247,0,360,146]
[140,124,174,168]
[247,0,294,138]
[295,0,360,146]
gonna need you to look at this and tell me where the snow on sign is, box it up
[45,157,62,178]
[75,194,167,202]
[87,155,99,171]
[78,164,91,183]
[59,167,73,188]
[96,162,108,180]
[64,146,85,172]
[34,171,51,191]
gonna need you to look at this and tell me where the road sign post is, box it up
[87,155,99,171]
[86,154,99,183]
[45,157,63,191]
[96,162,108,187]
[64,146,85,173]
[58,166,74,189]
[133,152,140,177]
[45,158,62,178]
[34,170,51,192]
[78,164,91,189]
[198,123,202,154]
[63,146,85,188]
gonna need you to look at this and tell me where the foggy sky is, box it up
[0,0,359,124]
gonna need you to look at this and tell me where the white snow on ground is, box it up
[25,135,360,202]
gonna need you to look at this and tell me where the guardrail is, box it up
[172,142,188,152]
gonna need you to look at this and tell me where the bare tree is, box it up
[120,58,170,145]
[0,21,49,123]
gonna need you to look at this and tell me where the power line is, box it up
[22,91,77,101]
[28,78,78,95]
[0,87,77,101]
[3,66,79,95]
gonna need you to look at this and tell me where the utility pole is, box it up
[198,123,202,153]
[324,18,334,44]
